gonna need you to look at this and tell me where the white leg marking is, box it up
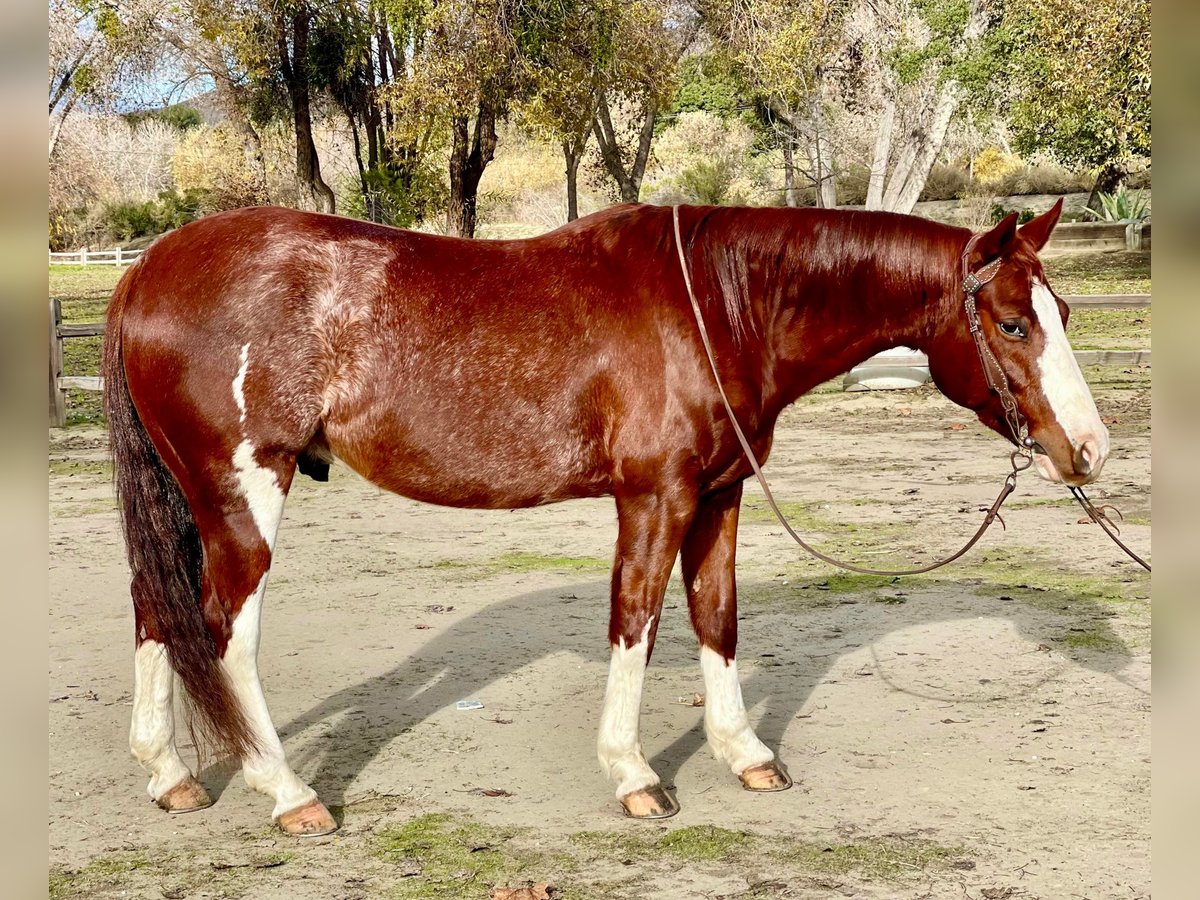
[224,575,318,819]
[130,640,193,800]
[232,440,285,550]
[232,342,251,424]
[1031,281,1109,456]
[699,646,774,774]
[597,618,659,797]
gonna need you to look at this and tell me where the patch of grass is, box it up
[372,813,555,899]
[426,552,609,579]
[772,837,967,878]
[1061,627,1126,652]
[1010,497,1077,509]
[657,826,751,861]
[1067,308,1151,350]
[51,498,118,518]
[49,851,152,899]
[492,552,608,572]
[1043,252,1151,296]
[48,458,112,478]
[570,825,750,862]
[571,828,966,882]
[965,547,1149,606]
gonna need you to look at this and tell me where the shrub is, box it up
[973,147,1022,184]
[172,123,266,212]
[920,164,971,202]
[1018,208,1037,224]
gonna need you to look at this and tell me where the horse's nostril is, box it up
[1075,439,1101,476]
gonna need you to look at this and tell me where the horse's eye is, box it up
[998,320,1027,339]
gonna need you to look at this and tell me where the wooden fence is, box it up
[49,248,144,266]
[49,294,1153,427]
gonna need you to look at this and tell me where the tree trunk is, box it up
[448,104,498,238]
[865,97,895,210]
[1087,161,1127,214]
[564,142,581,221]
[278,6,335,214]
[592,93,656,203]
[888,83,959,214]
[781,139,798,207]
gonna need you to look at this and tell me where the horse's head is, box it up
[928,199,1109,486]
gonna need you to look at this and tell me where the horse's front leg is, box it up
[597,476,698,819]
[681,482,792,792]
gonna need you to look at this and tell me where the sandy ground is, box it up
[49,373,1151,900]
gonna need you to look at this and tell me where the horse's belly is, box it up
[327,413,611,509]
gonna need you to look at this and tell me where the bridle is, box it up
[671,206,1150,574]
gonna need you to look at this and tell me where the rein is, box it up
[670,206,1150,575]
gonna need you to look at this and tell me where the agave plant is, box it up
[1084,185,1150,223]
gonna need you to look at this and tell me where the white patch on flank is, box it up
[223,575,318,819]
[232,343,251,423]
[232,440,286,550]
[597,617,659,798]
[130,640,193,800]
[1031,281,1109,463]
[699,646,774,774]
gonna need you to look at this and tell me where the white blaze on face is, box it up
[1030,280,1109,480]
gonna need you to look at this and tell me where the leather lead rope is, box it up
[671,206,1149,576]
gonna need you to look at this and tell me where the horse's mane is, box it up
[685,206,968,345]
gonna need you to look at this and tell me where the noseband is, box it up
[671,206,1150,574]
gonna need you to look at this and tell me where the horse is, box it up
[102,197,1107,835]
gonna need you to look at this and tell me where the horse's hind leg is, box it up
[129,622,211,812]
[189,452,337,836]
[680,483,791,792]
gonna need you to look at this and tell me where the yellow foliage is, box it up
[171,124,264,210]
[973,147,1022,184]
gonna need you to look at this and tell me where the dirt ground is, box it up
[48,370,1151,900]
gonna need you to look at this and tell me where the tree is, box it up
[857,0,1002,214]
[392,0,530,236]
[590,0,692,203]
[703,0,850,208]
[271,0,337,212]
[49,0,156,160]
[1004,0,1150,209]
[519,0,619,221]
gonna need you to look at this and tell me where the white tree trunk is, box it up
[889,82,960,214]
[865,97,895,211]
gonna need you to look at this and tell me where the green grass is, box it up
[49,852,152,899]
[1067,308,1151,350]
[427,551,609,579]
[1061,627,1127,652]
[372,813,563,899]
[570,826,967,879]
[48,458,112,478]
[1043,251,1151,296]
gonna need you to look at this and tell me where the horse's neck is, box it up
[731,210,964,411]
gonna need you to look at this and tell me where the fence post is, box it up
[81,247,88,266]
[115,247,123,266]
[49,298,66,427]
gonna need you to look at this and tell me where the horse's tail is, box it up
[103,267,258,761]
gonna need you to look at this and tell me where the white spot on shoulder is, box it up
[1031,280,1106,451]
[232,439,285,549]
[232,343,251,423]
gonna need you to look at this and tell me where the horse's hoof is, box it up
[620,785,680,819]
[276,799,338,837]
[155,776,213,814]
[738,761,793,792]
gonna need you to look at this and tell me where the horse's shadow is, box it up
[200,575,1140,809]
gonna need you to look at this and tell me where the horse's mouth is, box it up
[1032,448,1098,487]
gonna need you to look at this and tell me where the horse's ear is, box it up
[1018,197,1064,252]
[970,211,1020,266]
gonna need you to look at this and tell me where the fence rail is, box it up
[49,248,144,266]
[48,294,1154,426]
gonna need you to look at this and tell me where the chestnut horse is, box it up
[103,199,1107,835]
